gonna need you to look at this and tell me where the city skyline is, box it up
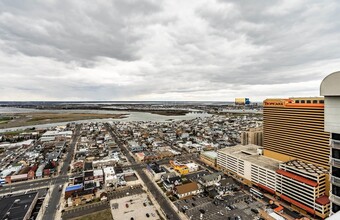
[1,0,340,101]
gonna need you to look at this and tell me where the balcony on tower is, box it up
[332,139,340,150]
[332,176,340,187]
[331,158,340,168]
[331,184,340,206]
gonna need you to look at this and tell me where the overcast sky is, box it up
[1,0,340,101]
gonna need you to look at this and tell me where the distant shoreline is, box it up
[0,106,211,130]
[0,105,192,116]
[0,112,127,130]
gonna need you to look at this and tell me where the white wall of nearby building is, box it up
[324,97,340,134]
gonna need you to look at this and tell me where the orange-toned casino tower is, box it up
[263,97,330,168]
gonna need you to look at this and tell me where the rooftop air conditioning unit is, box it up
[257,148,263,155]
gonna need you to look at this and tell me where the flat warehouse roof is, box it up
[244,154,280,171]
[65,184,83,192]
[0,192,38,220]
[218,144,280,171]
[202,151,217,159]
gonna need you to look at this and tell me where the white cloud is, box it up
[0,0,340,101]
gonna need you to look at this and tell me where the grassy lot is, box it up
[72,209,113,220]
[25,113,121,122]
[0,112,126,129]
[0,116,12,124]
[1,129,35,135]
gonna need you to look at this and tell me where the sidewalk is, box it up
[54,182,68,220]
[133,171,167,220]
[264,193,318,220]
[3,176,54,187]
[143,168,188,220]
[36,185,54,220]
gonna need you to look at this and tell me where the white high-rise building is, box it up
[320,71,340,216]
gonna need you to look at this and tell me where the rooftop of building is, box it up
[42,130,72,136]
[264,97,324,101]
[185,162,198,168]
[0,192,38,220]
[218,144,280,171]
[55,141,66,148]
[84,162,93,171]
[84,170,94,177]
[184,170,210,181]
[320,71,340,96]
[164,175,182,183]
[263,97,324,108]
[114,166,124,174]
[103,166,115,174]
[175,182,199,194]
[198,172,223,182]
[148,163,166,173]
[201,151,217,159]
[93,169,103,176]
[65,184,83,192]
[281,159,328,176]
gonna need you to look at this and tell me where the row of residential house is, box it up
[112,114,262,166]
[65,122,132,207]
[0,125,74,185]
[147,161,226,199]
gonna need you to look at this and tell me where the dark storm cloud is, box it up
[0,0,340,101]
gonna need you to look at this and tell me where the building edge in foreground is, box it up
[320,71,340,217]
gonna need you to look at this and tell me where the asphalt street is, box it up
[42,124,81,220]
[0,176,69,195]
[0,123,188,220]
[105,123,181,220]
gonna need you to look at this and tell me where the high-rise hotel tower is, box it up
[262,97,332,217]
[320,71,340,216]
[263,97,330,167]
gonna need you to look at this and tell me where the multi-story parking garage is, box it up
[217,144,330,218]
